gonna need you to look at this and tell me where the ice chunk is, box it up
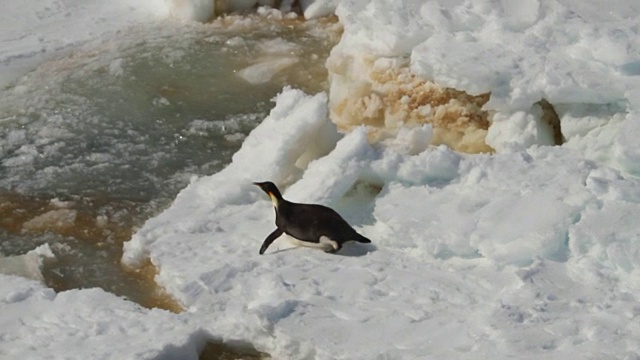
[168,0,214,22]
[0,244,56,283]
[300,0,337,19]
[237,57,299,84]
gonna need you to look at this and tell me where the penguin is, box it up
[253,181,372,255]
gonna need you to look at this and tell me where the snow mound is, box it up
[327,0,640,152]
[0,278,204,360]
[119,88,640,358]
[3,82,640,360]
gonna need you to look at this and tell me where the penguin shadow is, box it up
[266,242,377,257]
[268,246,299,255]
[334,242,377,257]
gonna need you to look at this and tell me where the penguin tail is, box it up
[355,234,372,243]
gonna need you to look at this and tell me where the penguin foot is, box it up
[324,242,342,254]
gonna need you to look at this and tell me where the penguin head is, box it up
[253,181,283,208]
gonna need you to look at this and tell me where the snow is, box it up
[0,279,203,359]
[2,0,640,359]
[408,0,640,111]
[328,0,640,152]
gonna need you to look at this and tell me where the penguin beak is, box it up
[253,182,267,195]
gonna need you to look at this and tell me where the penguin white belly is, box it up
[285,234,338,252]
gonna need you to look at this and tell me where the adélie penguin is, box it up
[254,181,372,255]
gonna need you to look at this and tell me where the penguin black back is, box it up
[254,181,371,254]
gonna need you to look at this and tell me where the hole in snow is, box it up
[537,99,564,146]
[199,340,270,360]
[334,180,382,227]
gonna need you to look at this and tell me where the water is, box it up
[0,14,339,313]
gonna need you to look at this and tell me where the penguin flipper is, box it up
[260,228,284,255]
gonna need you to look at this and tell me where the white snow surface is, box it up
[2,0,640,359]
[330,0,640,161]
[334,0,640,110]
[120,88,640,359]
